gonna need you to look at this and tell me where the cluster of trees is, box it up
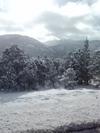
[0,39,100,91]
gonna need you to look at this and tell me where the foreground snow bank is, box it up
[0,88,100,133]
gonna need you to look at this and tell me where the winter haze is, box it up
[0,0,100,42]
[1,0,100,133]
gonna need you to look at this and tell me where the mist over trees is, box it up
[0,39,100,91]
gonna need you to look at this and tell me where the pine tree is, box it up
[0,45,28,91]
[35,58,47,87]
[91,50,100,76]
[82,38,91,84]
[17,61,37,91]
[72,39,91,85]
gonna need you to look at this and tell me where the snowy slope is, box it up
[0,88,100,133]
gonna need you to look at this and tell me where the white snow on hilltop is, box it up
[0,88,100,133]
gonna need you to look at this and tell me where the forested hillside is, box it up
[0,39,100,91]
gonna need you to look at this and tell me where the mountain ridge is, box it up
[0,34,53,57]
[0,34,100,58]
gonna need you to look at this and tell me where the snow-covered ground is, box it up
[0,88,100,133]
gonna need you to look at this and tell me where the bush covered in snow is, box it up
[60,68,77,89]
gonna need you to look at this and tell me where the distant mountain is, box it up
[48,40,83,57]
[48,39,100,57]
[0,35,100,58]
[0,34,53,57]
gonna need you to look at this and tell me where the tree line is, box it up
[0,39,99,91]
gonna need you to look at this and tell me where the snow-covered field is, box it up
[0,88,100,133]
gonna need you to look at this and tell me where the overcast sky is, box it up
[0,0,100,42]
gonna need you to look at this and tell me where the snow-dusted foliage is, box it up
[17,61,37,91]
[91,50,100,76]
[90,50,100,87]
[71,39,91,85]
[0,46,65,91]
[60,68,77,89]
[0,45,28,91]
[0,38,100,91]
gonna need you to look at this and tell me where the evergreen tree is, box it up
[0,45,28,91]
[35,58,47,87]
[91,50,100,76]
[43,57,59,88]
[72,39,91,85]
[17,61,37,91]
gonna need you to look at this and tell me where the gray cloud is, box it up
[54,0,97,6]
[0,0,99,41]
[37,11,100,40]
[83,15,100,32]
[37,12,89,39]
